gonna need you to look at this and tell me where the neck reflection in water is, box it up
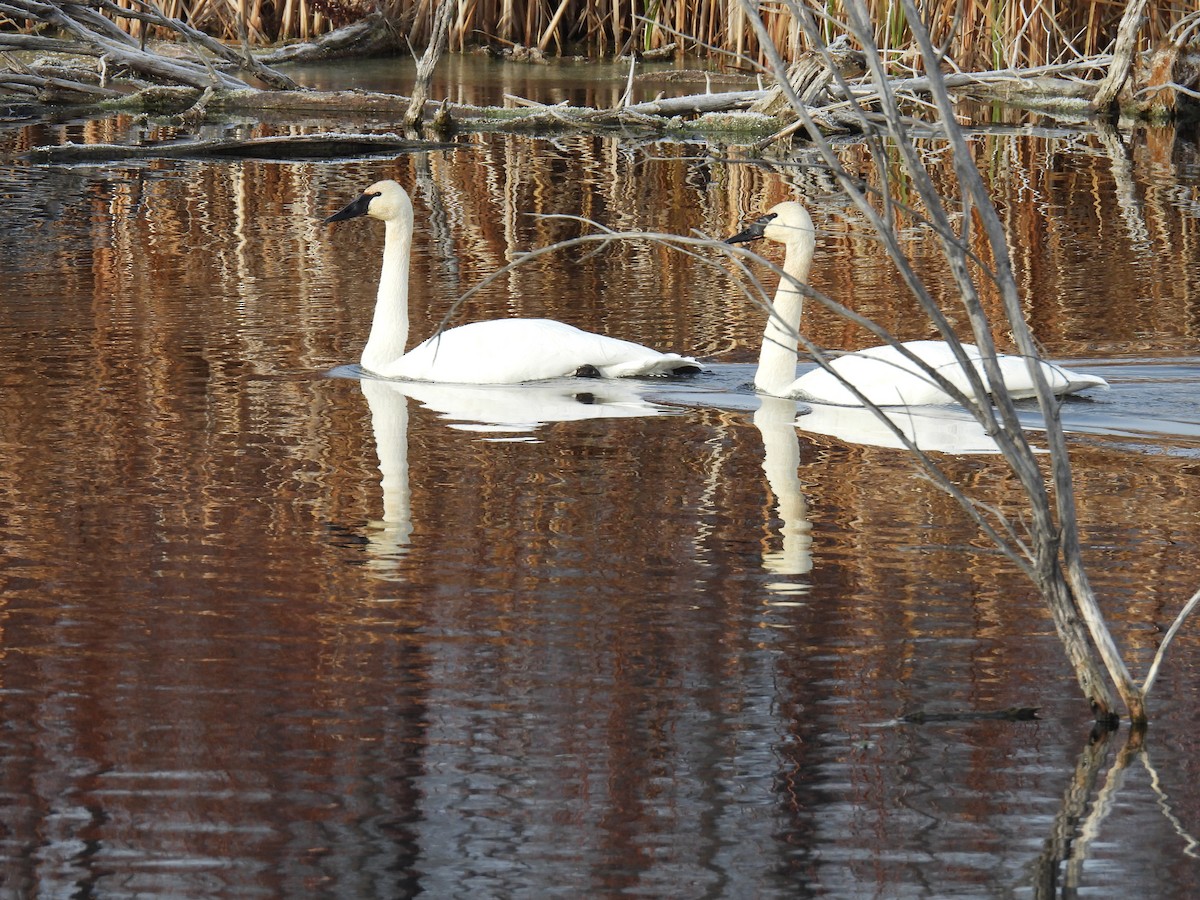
[356,374,680,575]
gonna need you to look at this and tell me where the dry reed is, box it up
[40,1,1195,70]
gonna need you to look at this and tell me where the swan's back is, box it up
[793,340,1107,406]
[374,318,699,384]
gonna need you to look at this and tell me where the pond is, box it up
[1,65,1199,897]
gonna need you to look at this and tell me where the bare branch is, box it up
[1142,586,1200,695]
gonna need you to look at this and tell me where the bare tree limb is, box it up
[1093,0,1151,112]
[404,0,455,127]
[1142,586,1200,695]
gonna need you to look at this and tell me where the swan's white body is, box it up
[326,180,699,384]
[726,201,1107,406]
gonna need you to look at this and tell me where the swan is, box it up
[725,201,1107,406]
[325,180,700,383]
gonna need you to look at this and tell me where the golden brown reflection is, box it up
[0,128,1199,894]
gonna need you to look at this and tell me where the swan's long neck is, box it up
[755,235,814,396]
[362,216,412,373]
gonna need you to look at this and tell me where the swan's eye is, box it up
[756,213,778,226]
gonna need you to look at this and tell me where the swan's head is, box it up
[324,179,413,226]
[725,201,814,247]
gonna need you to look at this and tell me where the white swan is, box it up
[326,180,700,383]
[725,201,1107,406]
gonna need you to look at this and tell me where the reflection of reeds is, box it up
[6,115,1196,361]
[4,124,1198,727]
[48,1,1192,65]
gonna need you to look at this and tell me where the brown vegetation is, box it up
[0,0,1192,69]
[3,1,1199,128]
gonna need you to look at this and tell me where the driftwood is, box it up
[0,0,252,90]
[0,56,122,101]
[461,89,767,134]
[843,59,1113,114]
[562,89,762,121]
[404,0,454,127]
[750,35,866,117]
[0,0,299,93]
[88,0,300,89]
[256,12,398,65]
[29,131,448,162]
[98,79,761,121]
[1094,0,1150,112]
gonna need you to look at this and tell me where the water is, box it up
[1,84,1200,896]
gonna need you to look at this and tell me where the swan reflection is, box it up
[754,395,813,588]
[389,375,676,433]
[747,395,1008,596]
[795,402,1004,454]
[357,375,676,575]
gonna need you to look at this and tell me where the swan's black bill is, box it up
[323,191,379,224]
[724,212,777,245]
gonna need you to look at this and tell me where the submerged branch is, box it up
[30,131,442,161]
[1142,586,1200,695]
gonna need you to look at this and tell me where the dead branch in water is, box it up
[403,0,455,127]
[4,0,1191,132]
[1094,0,1151,113]
[28,131,443,162]
[731,0,1200,726]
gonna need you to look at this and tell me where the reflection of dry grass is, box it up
[8,129,1194,450]
[3,128,1198,754]
[6,112,1196,365]
[18,119,1193,362]
[42,1,1193,65]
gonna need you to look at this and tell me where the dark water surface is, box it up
[1,93,1200,896]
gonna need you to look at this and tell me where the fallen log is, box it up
[204,85,765,126]
[0,0,300,91]
[29,131,454,162]
[837,58,1112,118]
[89,0,301,90]
[750,35,866,117]
[0,0,253,90]
[256,12,399,65]
[0,70,122,101]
